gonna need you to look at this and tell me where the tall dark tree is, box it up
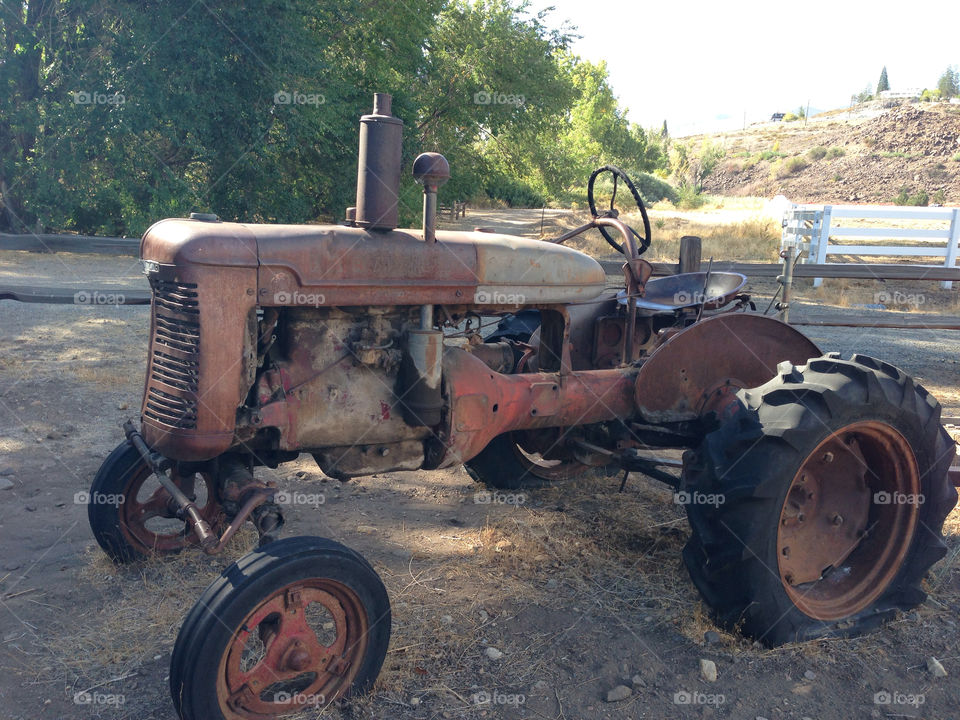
[877,66,890,94]
[937,66,959,99]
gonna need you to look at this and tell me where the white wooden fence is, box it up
[781,204,960,289]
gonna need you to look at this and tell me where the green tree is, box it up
[877,66,890,94]
[937,66,959,99]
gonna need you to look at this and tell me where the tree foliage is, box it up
[877,66,890,94]
[937,66,959,99]
[0,0,666,235]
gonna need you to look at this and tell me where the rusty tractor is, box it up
[87,94,958,720]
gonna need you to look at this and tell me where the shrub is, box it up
[932,189,947,205]
[826,147,846,159]
[631,172,679,205]
[953,152,960,162]
[772,156,809,179]
[484,176,544,208]
[676,183,706,209]
[783,112,799,122]
[893,187,929,206]
[807,146,827,161]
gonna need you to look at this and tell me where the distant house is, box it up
[879,89,921,106]
[770,112,785,122]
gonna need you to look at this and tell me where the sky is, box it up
[526,0,960,136]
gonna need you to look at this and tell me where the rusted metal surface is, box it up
[778,422,920,620]
[438,347,638,466]
[634,313,822,422]
[138,233,258,461]
[221,579,367,714]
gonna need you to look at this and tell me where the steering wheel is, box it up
[587,165,652,256]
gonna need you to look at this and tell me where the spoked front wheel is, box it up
[88,440,224,562]
[170,536,391,720]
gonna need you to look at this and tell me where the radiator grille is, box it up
[146,281,200,429]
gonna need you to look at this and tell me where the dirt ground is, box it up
[695,104,960,205]
[1,213,959,720]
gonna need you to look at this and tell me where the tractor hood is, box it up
[141,218,608,307]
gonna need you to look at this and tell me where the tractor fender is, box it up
[634,313,821,423]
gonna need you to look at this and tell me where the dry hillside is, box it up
[690,103,960,204]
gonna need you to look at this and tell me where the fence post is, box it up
[679,235,702,274]
[943,208,960,290]
[812,205,831,288]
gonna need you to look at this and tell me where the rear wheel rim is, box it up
[777,421,920,620]
[217,579,368,718]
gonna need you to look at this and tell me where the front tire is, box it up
[170,536,390,720]
[681,353,957,645]
[89,441,223,562]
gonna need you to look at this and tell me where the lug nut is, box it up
[831,513,843,526]
[822,451,834,463]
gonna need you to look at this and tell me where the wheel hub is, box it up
[776,422,920,620]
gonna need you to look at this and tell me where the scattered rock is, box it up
[25,505,37,512]
[631,674,645,687]
[545,579,558,590]
[605,685,632,702]
[356,525,377,534]
[927,656,947,677]
[0,478,14,490]
[494,540,513,552]
[531,680,549,693]
[117,402,128,410]
[704,630,721,644]
[409,697,420,706]
[484,647,503,660]
[440,614,453,625]
[478,610,489,622]
[803,670,816,680]
[700,658,718,683]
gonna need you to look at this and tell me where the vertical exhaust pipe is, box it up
[355,93,403,230]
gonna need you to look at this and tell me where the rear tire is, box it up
[681,353,957,645]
